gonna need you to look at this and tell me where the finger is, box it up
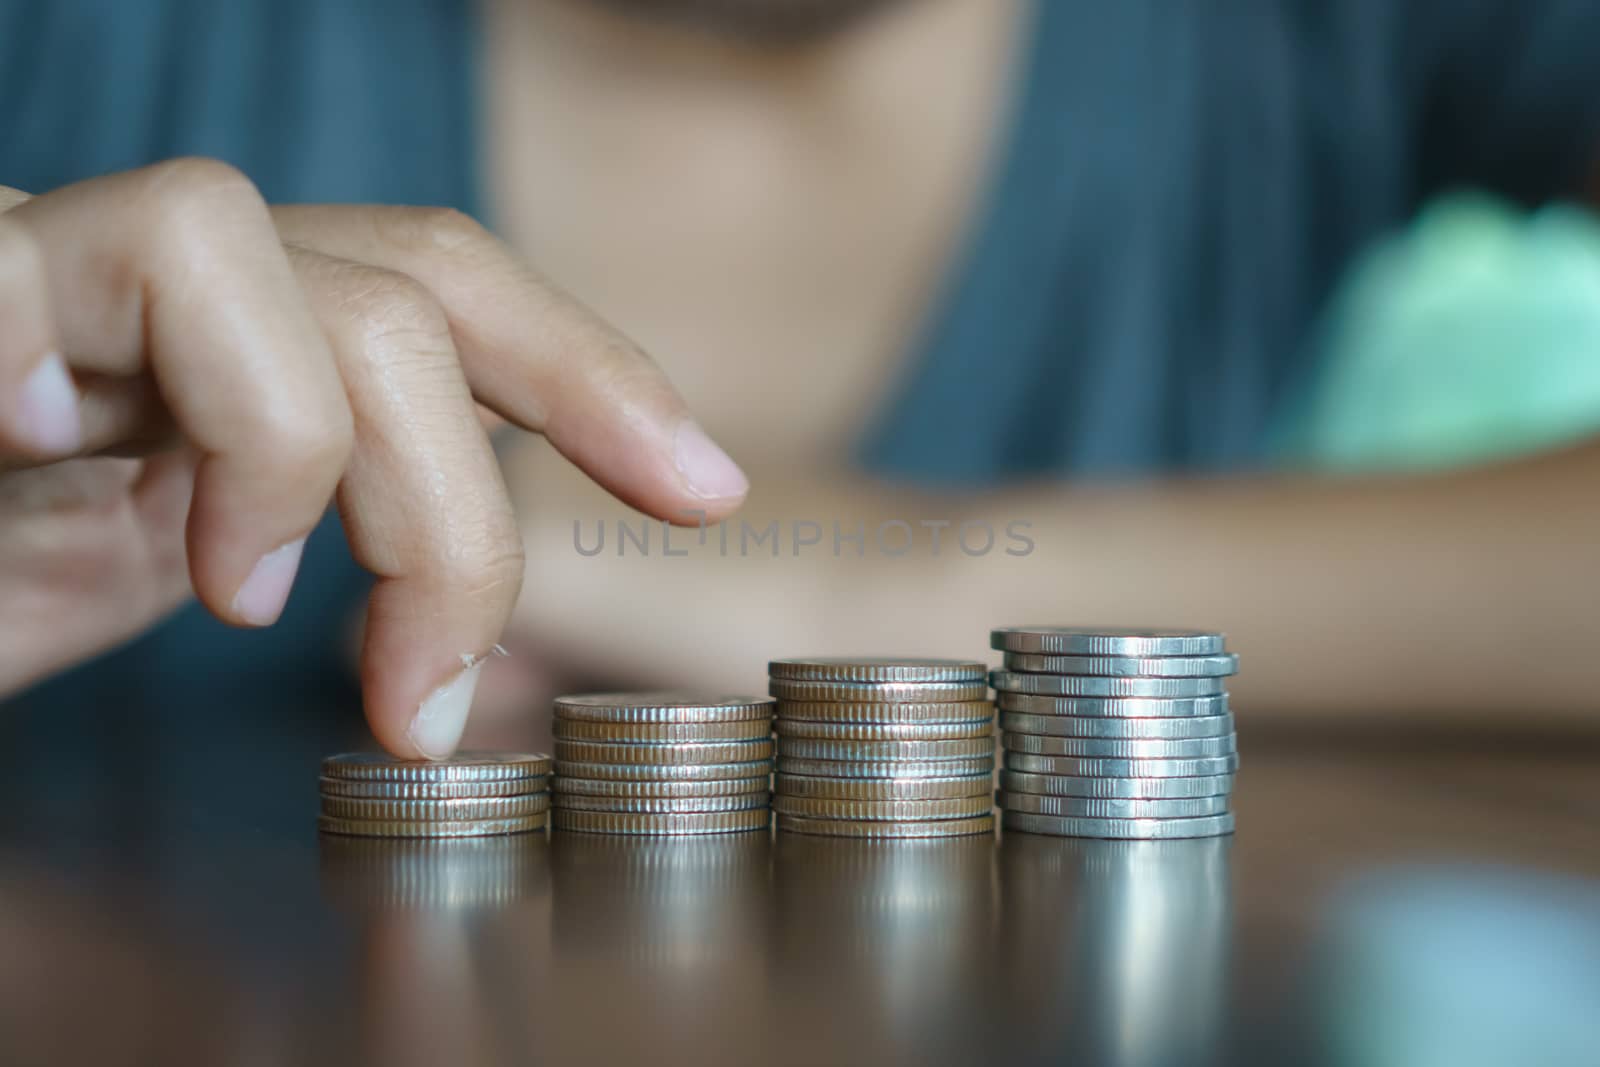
[7,160,354,626]
[288,248,523,760]
[129,447,199,594]
[0,214,81,457]
[0,214,171,470]
[273,205,748,526]
[0,374,173,473]
[0,450,195,694]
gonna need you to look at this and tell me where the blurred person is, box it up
[1,0,1598,762]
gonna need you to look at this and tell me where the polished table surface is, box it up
[2,730,1598,1067]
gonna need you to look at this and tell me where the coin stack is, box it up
[318,752,553,837]
[550,693,775,835]
[991,628,1238,839]
[769,658,996,838]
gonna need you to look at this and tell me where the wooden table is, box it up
[1,725,1596,1066]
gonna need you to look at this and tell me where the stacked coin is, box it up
[550,692,775,835]
[318,752,552,837]
[769,658,996,838]
[990,628,1239,839]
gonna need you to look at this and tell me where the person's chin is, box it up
[574,0,910,42]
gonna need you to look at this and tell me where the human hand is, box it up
[0,159,748,757]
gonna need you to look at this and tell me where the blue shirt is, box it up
[1,0,1598,759]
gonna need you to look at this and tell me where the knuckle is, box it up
[144,156,262,206]
[445,529,526,606]
[247,400,354,479]
[140,157,267,239]
[584,331,675,401]
[329,265,452,352]
[418,206,484,247]
[379,205,490,257]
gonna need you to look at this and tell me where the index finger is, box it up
[271,206,749,525]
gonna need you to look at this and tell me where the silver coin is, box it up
[1004,752,1240,777]
[552,775,769,798]
[552,793,768,814]
[555,759,772,782]
[551,807,770,836]
[319,794,550,821]
[998,712,1232,739]
[774,719,992,741]
[996,692,1228,718]
[1000,770,1234,799]
[768,678,989,703]
[553,718,772,743]
[989,672,1225,698]
[1001,733,1237,759]
[321,752,552,783]
[553,738,774,766]
[551,692,774,723]
[990,627,1226,656]
[318,775,550,800]
[774,773,992,801]
[1001,652,1239,678]
[773,794,993,821]
[776,756,995,779]
[775,813,994,839]
[996,791,1229,819]
[772,699,994,724]
[775,737,994,762]
[317,813,549,838]
[767,657,986,683]
[1001,810,1235,839]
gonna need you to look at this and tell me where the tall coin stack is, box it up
[551,693,775,835]
[318,752,553,837]
[990,628,1239,839]
[769,658,996,838]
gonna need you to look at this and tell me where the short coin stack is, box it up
[551,693,775,835]
[991,628,1239,839]
[318,752,552,837]
[769,658,996,838]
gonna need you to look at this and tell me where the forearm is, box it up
[871,443,1600,726]
[511,440,1600,727]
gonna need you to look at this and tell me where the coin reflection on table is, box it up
[770,833,998,1067]
[544,833,772,1065]
[317,834,553,1067]
[997,833,1232,1067]
[318,834,551,913]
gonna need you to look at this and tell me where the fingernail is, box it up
[407,660,483,761]
[231,538,306,626]
[16,353,81,454]
[673,419,749,500]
